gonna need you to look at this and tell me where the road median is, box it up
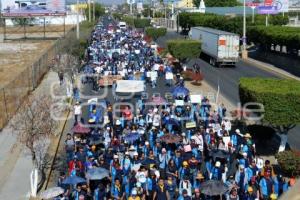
[242,58,300,81]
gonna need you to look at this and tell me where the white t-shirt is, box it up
[150,71,158,81]
[74,105,82,115]
[194,134,204,151]
[153,114,161,127]
[136,171,147,183]
[154,64,160,71]
[165,72,173,80]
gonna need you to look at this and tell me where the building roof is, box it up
[192,26,239,36]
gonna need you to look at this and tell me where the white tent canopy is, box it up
[116,80,145,93]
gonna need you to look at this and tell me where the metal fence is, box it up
[155,18,177,30]
[0,27,76,130]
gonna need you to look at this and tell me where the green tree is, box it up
[12,18,34,25]
[239,78,300,152]
[122,16,135,27]
[275,151,300,176]
[134,18,151,29]
[84,3,105,20]
[145,27,167,41]
[167,39,201,63]
[205,0,241,7]
[193,0,200,8]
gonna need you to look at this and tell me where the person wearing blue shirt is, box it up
[72,185,86,200]
[111,178,124,200]
[210,161,223,181]
[94,184,106,200]
[165,175,177,199]
[235,165,249,198]
[259,172,274,200]
[177,189,192,200]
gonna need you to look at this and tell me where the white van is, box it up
[118,21,127,30]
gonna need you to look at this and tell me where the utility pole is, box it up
[251,6,255,23]
[266,14,269,26]
[88,0,91,22]
[93,0,95,21]
[129,0,133,15]
[242,0,248,58]
[76,0,80,39]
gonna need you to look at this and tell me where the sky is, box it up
[66,0,126,5]
[0,0,126,9]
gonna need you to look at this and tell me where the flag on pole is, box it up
[216,80,220,104]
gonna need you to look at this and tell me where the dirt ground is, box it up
[0,25,74,88]
[0,25,74,39]
[0,40,54,87]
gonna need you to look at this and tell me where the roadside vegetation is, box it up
[239,78,300,152]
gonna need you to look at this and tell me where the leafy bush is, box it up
[275,151,300,176]
[205,0,241,7]
[71,39,88,59]
[134,18,151,29]
[247,26,300,53]
[112,13,123,20]
[145,27,167,41]
[239,78,300,126]
[122,16,135,27]
[178,12,289,33]
[12,18,34,25]
[84,3,105,20]
[167,39,201,63]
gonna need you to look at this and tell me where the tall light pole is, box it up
[242,0,248,58]
[76,0,80,39]
[92,0,95,21]
[88,0,91,22]
[129,0,133,15]
[251,6,255,23]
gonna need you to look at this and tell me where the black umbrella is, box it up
[201,180,229,196]
[209,149,229,161]
[141,158,157,168]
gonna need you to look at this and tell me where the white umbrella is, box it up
[39,187,64,199]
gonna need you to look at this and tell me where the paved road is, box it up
[157,31,300,150]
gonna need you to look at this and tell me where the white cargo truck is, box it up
[189,27,240,67]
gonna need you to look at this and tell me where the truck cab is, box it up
[118,21,127,30]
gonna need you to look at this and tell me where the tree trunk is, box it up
[274,124,296,152]
[37,167,46,192]
[278,133,288,152]
[30,168,38,197]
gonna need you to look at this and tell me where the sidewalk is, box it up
[243,58,300,81]
[0,70,66,200]
[186,80,235,111]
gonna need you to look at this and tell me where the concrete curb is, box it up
[242,58,300,81]
[42,100,72,192]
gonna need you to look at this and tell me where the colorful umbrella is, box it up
[62,175,86,185]
[124,132,140,143]
[171,86,190,97]
[71,123,91,134]
[86,167,109,180]
[148,96,167,105]
[165,118,180,126]
[159,133,182,144]
[39,187,64,199]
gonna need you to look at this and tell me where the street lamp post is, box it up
[242,0,248,59]
[76,0,80,39]
[88,0,91,22]
[92,0,95,21]
[129,0,133,15]
[251,6,255,23]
